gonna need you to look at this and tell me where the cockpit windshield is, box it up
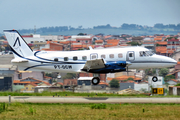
[139,51,154,57]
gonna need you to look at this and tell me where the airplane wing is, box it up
[81,59,130,73]
[11,58,28,63]
[82,59,105,71]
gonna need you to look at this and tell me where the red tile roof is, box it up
[156,41,167,45]
[13,77,51,86]
[107,75,141,81]
[57,82,63,85]
[95,40,103,43]
[25,83,38,87]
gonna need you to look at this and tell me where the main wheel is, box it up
[152,76,158,82]
[92,77,100,85]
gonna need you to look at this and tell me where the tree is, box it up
[127,77,134,80]
[164,75,175,81]
[109,79,119,88]
[127,41,141,46]
[159,68,169,77]
[62,73,78,79]
[77,33,85,36]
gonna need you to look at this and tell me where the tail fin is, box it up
[3,30,33,58]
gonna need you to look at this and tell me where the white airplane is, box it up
[4,30,177,85]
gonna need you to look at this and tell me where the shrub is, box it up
[91,103,106,109]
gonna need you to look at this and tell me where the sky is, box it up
[0,0,180,33]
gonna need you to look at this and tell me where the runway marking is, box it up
[84,97,108,100]
[14,97,29,99]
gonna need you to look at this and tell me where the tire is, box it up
[152,76,158,82]
[92,77,100,85]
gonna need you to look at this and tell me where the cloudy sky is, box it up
[0,0,180,33]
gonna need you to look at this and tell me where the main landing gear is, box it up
[92,77,100,85]
[92,74,100,85]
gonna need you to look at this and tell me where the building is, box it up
[23,34,45,44]
[14,71,45,81]
[71,35,95,45]
[77,77,93,86]
[41,42,64,51]
[20,83,37,93]
[167,79,178,85]
[167,38,180,50]
[0,54,17,91]
[107,75,142,83]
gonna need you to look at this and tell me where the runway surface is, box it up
[1,96,180,103]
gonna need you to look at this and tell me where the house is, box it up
[154,36,163,42]
[155,46,174,56]
[167,79,178,85]
[52,82,63,87]
[41,42,64,51]
[79,73,106,82]
[14,71,44,81]
[95,40,104,45]
[13,77,51,86]
[63,79,77,88]
[141,42,155,51]
[120,83,134,90]
[20,83,37,93]
[104,39,120,48]
[107,75,142,83]
[168,61,180,80]
[167,38,180,50]
[71,35,95,44]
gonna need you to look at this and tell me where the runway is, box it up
[1,96,180,103]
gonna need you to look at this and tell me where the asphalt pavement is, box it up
[1,96,180,103]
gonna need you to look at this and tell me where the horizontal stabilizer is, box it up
[11,58,28,63]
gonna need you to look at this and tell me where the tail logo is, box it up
[13,37,21,48]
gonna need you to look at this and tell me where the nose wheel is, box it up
[92,77,100,85]
[152,76,158,82]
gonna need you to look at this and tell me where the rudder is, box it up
[3,30,33,58]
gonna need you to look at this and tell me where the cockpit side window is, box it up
[139,51,154,57]
[139,51,143,57]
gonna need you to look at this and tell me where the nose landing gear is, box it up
[152,76,158,82]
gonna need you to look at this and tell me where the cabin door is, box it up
[127,51,135,61]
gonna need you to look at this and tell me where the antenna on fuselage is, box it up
[89,46,93,50]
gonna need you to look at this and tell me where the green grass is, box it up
[0,91,180,98]
[0,103,180,119]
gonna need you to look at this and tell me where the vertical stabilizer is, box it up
[3,30,33,58]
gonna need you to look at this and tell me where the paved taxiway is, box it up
[1,96,180,103]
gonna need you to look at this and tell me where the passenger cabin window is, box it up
[101,54,106,59]
[64,57,68,61]
[82,56,87,60]
[54,58,58,61]
[109,54,114,58]
[118,53,123,58]
[92,55,97,59]
[73,56,78,61]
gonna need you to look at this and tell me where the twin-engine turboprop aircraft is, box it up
[4,30,177,85]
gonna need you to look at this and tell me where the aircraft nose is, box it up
[164,57,177,65]
[171,59,177,65]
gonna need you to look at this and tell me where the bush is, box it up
[91,103,106,109]
[0,103,8,113]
